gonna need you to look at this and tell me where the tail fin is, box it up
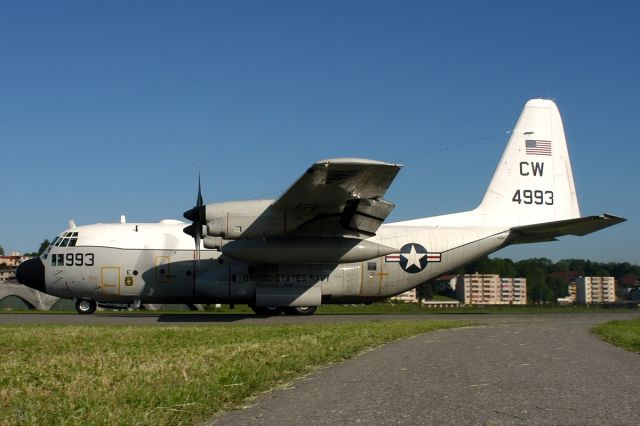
[477,99,580,226]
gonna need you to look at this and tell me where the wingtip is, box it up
[602,213,627,223]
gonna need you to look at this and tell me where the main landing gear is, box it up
[75,299,97,315]
[250,305,318,316]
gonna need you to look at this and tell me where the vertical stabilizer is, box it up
[477,99,580,226]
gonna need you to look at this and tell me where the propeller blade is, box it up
[195,172,203,262]
[197,174,203,211]
[183,172,206,264]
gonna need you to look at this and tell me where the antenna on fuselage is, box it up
[68,220,77,229]
[120,215,127,224]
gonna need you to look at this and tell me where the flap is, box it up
[272,158,402,237]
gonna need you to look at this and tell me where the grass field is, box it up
[2,301,637,316]
[0,320,468,425]
[592,317,640,353]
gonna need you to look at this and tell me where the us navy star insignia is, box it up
[403,245,425,269]
[399,243,428,273]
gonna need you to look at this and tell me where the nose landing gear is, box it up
[75,299,97,314]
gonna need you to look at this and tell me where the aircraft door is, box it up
[360,260,382,296]
[340,264,358,296]
[100,267,120,296]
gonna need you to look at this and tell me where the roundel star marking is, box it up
[399,243,428,273]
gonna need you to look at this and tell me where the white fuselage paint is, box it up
[41,218,510,305]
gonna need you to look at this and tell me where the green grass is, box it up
[0,320,468,425]
[316,303,636,315]
[1,302,636,316]
[592,317,640,353]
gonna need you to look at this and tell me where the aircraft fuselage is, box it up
[35,219,508,306]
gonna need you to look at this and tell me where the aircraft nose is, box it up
[16,258,46,293]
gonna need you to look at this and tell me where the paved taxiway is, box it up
[2,312,639,425]
[200,312,639,426]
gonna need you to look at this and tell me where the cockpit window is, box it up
[52,253,64,266]
[53,232,79,247]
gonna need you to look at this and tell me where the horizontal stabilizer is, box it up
[508,214,626,244]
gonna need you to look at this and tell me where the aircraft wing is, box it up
[272,158,402,237]
[507,214,626,244]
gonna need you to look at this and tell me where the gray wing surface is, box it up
[273,158,402,237]
[508,214,626,244]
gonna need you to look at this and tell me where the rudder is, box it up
[477,99,580,227]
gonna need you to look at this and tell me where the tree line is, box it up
[451,257,640,303]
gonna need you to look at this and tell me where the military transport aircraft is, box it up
[17,99,625,314]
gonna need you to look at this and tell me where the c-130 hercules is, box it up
[17,99,624,314]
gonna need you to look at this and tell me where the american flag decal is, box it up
[525,140,552,156]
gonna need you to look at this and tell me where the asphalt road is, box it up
[2,312,639,425]
[196,312,639,426]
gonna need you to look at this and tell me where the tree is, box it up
[37,239,50,255]
[24,239,51,257]
[521,266,547,303]
[0,244,4,256]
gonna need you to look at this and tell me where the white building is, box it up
[390,288,418,303]
[456,274,527,305]
[0,270,16,284]
[0,254,32,268]
[576,277,616,304]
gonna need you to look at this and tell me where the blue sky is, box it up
[1,1,638,263]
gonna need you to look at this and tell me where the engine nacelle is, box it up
[204,200,283,239]
[202,236,223,250]
[221,237,398,264]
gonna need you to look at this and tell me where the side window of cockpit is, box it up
[52,254,62,266]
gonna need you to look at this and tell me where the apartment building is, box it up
[456,273,527,305]
[0,254,31,268]
[0,270,16,284]
[0,253,33,285]
[576,276,616,304]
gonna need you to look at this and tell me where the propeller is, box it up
[183,174,206,262]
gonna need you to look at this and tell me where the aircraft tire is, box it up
[75,299,97,315]
[250,305,282,316]
[283,306,317,316]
